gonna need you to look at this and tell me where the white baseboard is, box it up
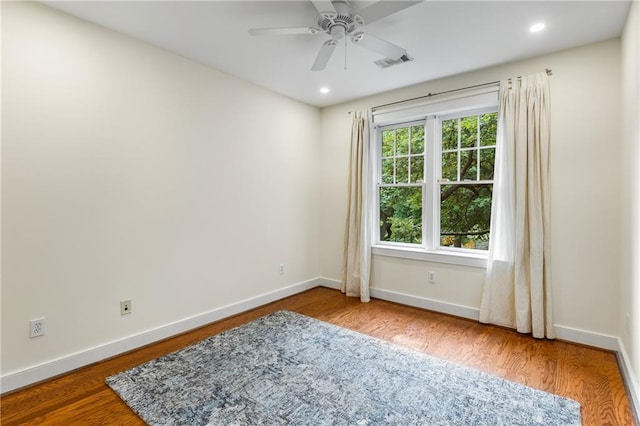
[0,278,323,394]
[553,324,619,351]
[292,280,626,354]
[318,277,341,290]
[318,279,479,323]
[350,284,623,351]
[617,339,640,423]
[320,279,480,320]
[370,287,481,321]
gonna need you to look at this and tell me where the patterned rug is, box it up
[106,311,581,425]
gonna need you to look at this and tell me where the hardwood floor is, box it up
[1,287,634,425]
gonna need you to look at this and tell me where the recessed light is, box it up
[319,87,330,94]
[530,22,546,33]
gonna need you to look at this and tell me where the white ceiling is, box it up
[44,1,630,107]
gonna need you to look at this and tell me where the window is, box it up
[379,123,425,245]
[439,111,497,250]
[373,93,498,264]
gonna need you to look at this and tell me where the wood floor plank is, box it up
[1,287,634,425]
[26,390,143,425]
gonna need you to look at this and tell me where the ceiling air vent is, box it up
[374,54,414,69]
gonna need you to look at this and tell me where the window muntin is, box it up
[375,109,497,255]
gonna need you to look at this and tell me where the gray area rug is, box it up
[106,310,581,425]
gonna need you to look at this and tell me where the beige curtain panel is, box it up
[342,111,371,302]
[480,72,554,339]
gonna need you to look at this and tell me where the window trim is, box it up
[371,90,499,267]
[371,245,488,268]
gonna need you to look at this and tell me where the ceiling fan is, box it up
[248,0,422,71]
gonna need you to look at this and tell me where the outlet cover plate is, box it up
[30,318,45,338]
[120,300,132,316]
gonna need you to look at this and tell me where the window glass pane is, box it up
[396,157,409,183]
[440,184,492,250]
[381,158,395,184]
[382,130,395,157]
[410,156,424,183]
[460,150,477,181]
[479,148,495,180]
[380,186,423,244]
[480,112,498,147]
[460,116,478,148]
[441,151,457,181]
[410,126,424,154]
[396,127,409,155]
[442,119,458,150]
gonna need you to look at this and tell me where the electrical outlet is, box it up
[428,271,436,283]
[30,318,45,338]
[120,300,132,316]
[279,264,285,275]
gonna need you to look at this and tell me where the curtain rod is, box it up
[367,68,552,113]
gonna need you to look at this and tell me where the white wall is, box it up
[1,2,320,378]
[320,39,622,338]
[620,0,640,408]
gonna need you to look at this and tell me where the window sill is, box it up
[371,245,487,268]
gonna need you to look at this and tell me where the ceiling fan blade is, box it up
[311,39,338,71]
[351,32,406,59]
[310,0,337,18]
[249,27,320,36]
[356,1,422,25]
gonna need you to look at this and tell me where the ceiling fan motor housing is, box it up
[317,1,364,40]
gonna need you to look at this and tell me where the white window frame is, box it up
[370,88,499,268]
[375,119,427,250]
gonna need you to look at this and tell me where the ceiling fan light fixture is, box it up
[320,87,330,94]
